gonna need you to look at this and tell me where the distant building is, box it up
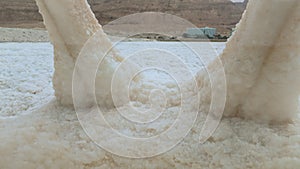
[183,27,217,39]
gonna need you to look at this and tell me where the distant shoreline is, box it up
[0,27,227,43]
[0,27,49,42]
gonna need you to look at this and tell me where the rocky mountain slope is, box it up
[0,0,247,35]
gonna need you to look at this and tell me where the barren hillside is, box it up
[0,0,247,35]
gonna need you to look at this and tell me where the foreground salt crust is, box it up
[1,0,299,168]
[1,100,300,169]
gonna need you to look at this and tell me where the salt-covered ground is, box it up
[0,42,224,118]
[0,43,54,118]
[1,42,300,169]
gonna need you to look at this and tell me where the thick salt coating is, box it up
[37,0,300,122]
[1,102,300,169]
[221,0,300,122]
[0,0,299,168]
[35,0,110,106]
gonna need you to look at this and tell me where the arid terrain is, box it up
[0,0,247,36]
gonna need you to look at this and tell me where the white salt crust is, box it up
[1,0,300,168]
[1,101,300,169]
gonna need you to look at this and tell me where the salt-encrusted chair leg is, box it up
[36,0,300,123]
[220,0,300,122]
[35,0,120,107]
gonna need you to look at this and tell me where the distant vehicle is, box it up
[183,27,217,39]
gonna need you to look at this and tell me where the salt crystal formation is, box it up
[0,0,300,168]
[36,0,300,123]
[35,0,127,108]
[221,0,300,122]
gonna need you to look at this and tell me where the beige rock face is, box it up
[0,0,246,35]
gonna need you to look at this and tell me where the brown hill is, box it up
[0,0,247,36]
